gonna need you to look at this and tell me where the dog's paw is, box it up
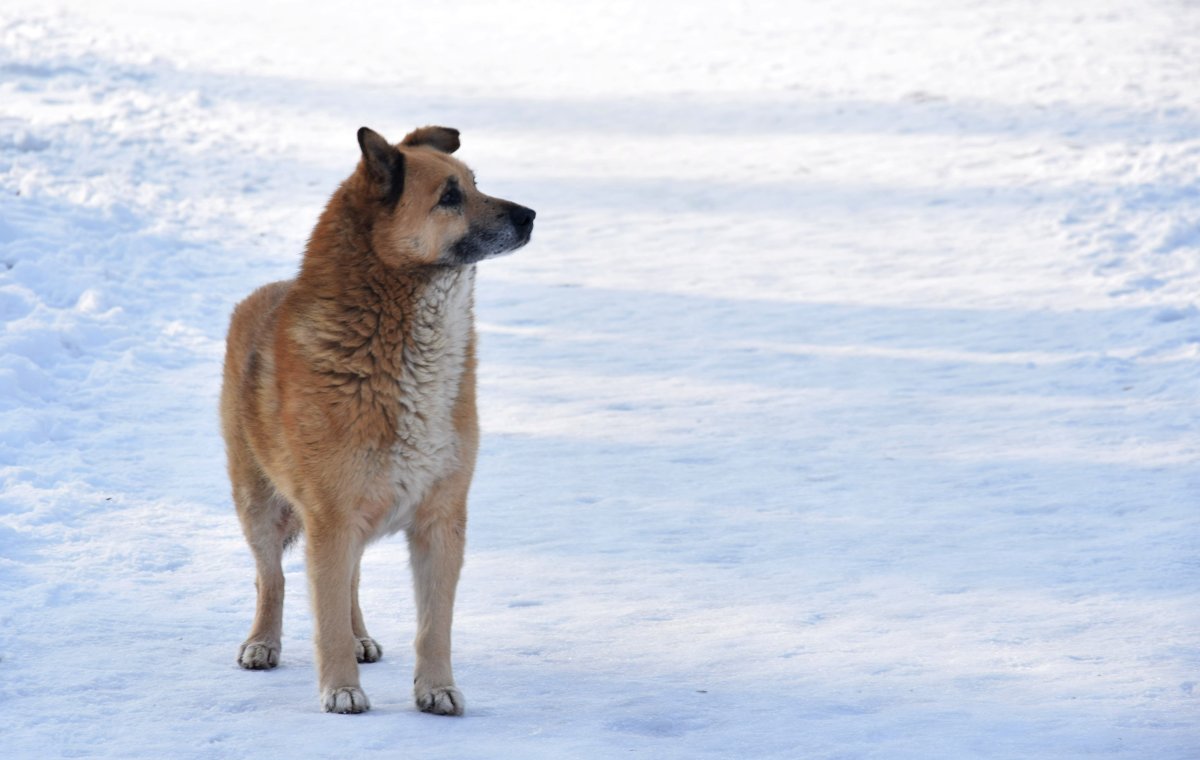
[237,640,280,670]
[321,686,371,714]
[415,684,464,716]
[355,636,383,664]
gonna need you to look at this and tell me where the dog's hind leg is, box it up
[350,559,383,663]
[234,473,299,670]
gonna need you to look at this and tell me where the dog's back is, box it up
[220,279,288,466]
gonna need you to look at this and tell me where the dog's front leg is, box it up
[407,492,467,716]
[306,519,370,714]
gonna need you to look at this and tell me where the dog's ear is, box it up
[357,127,405,205]
[400,126,460,154]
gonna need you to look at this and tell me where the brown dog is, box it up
[220,126,534,714]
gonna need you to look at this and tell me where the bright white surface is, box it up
[1,1,1197,757]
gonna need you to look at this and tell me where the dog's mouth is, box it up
[445,205,535,266]
[512,224,534,249]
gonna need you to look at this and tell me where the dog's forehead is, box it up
[402,146,471,185]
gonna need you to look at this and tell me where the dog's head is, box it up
[353,126,535,268]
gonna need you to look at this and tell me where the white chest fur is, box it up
[379,267,475,536]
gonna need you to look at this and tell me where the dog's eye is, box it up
[438,186,463,208]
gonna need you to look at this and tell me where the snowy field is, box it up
[1,1,1198,757]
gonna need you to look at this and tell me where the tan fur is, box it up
[220,126,534,714]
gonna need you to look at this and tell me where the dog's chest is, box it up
[376,270,474,534]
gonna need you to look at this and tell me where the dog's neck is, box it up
[299,253,471,346]
[296,257,469,370]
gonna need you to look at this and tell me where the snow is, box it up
[1,1,1197,757]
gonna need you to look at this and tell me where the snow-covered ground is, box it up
[1,1,1197,757]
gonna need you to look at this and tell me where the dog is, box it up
[220,125,534,714]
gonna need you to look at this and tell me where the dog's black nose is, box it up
[508,204,536,231]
